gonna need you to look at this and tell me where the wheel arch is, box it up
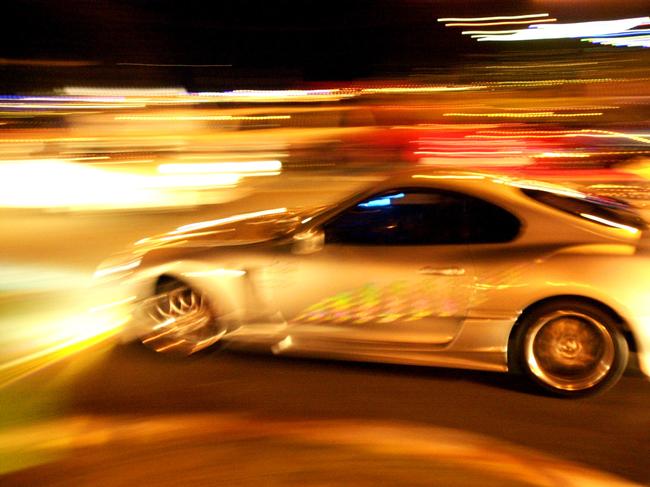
[507,294,637,373]
[155,273,183,293]
[150,269,247,329]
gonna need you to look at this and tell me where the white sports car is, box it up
[95,170,650,397]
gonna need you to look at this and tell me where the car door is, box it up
[267,188,480,348]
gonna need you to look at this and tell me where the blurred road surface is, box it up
[0,170,649,485]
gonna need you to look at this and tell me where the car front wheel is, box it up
[139,278,226,355]
[513,301,628,397]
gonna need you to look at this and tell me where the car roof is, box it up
[378,167,587,199]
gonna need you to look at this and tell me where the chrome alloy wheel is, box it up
[141,283,225,355]
[524,310,616,392]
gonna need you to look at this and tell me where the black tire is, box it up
[511,300,628,397]
[139,277,225,355]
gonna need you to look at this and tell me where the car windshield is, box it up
[522,188,647,232]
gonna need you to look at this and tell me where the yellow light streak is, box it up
[360,86,486,93]
[438,13,549,22]
[444,112,603,118]
[482,61,600,68]
[0,137,98,143]
[502,105,618,111]
[414,150,523,155]
[68,156,111,161]
[445,18,556,27]
[412,174,485,180]
[0,103,146,109]
[155,340,186,352]
[0,314,127,388]
[115,115,291,121]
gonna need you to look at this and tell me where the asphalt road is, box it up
[1,342,649,484]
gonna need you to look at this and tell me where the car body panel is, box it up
[94,170,650,379]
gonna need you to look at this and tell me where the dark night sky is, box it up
[2,1,649,81]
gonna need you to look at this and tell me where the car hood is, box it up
[137,205,328,250]
[94,205,328,280]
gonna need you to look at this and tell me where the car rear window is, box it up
[522,188,647,232]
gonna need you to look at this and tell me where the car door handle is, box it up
[418,266,466,276]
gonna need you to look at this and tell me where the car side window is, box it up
[323,188,520,245]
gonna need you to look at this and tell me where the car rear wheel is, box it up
[513,301,628,397]
[140,278,226,355]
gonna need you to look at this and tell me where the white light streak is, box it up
[473,16,650,42]
[173,208,287,234]
[580,213,640,234]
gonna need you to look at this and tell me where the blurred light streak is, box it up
[444,112,603,118]
[503,105,618,110]
[0,311,128,388]
[196,89,352,102]
[0,103,145,109]
[0,160,153,209]
[584,35,650,47]
[438,13,549,22]
[482,61,600,68]
[470,17,650,42]
[445,18,557,27]
[580,213,640,234]
[158,160,282,174]
[464,30,521,35]
[471,129,650,144]
[0,160,240,209]
[412,174,485,180]
[117,62,232,67]
[88,296,137,313]
[153,174,240,188]
[115,115,291,121]
[0,111,101,116]
[483,78,616,87]
[501,180,588,199]
[360,86,486,93]
[64,86,188,96]
[414,150,522,155]
[93,259,142,279]
[583,29,650,38]
[68,156,111,161]
[0,137,98,143]
[0,95,126,102]
[173,208,288,234]
[87,160,155,165]
[419,157,530,167]
[536,152,590,158]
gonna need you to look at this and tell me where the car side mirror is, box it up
[292,229,325,255]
